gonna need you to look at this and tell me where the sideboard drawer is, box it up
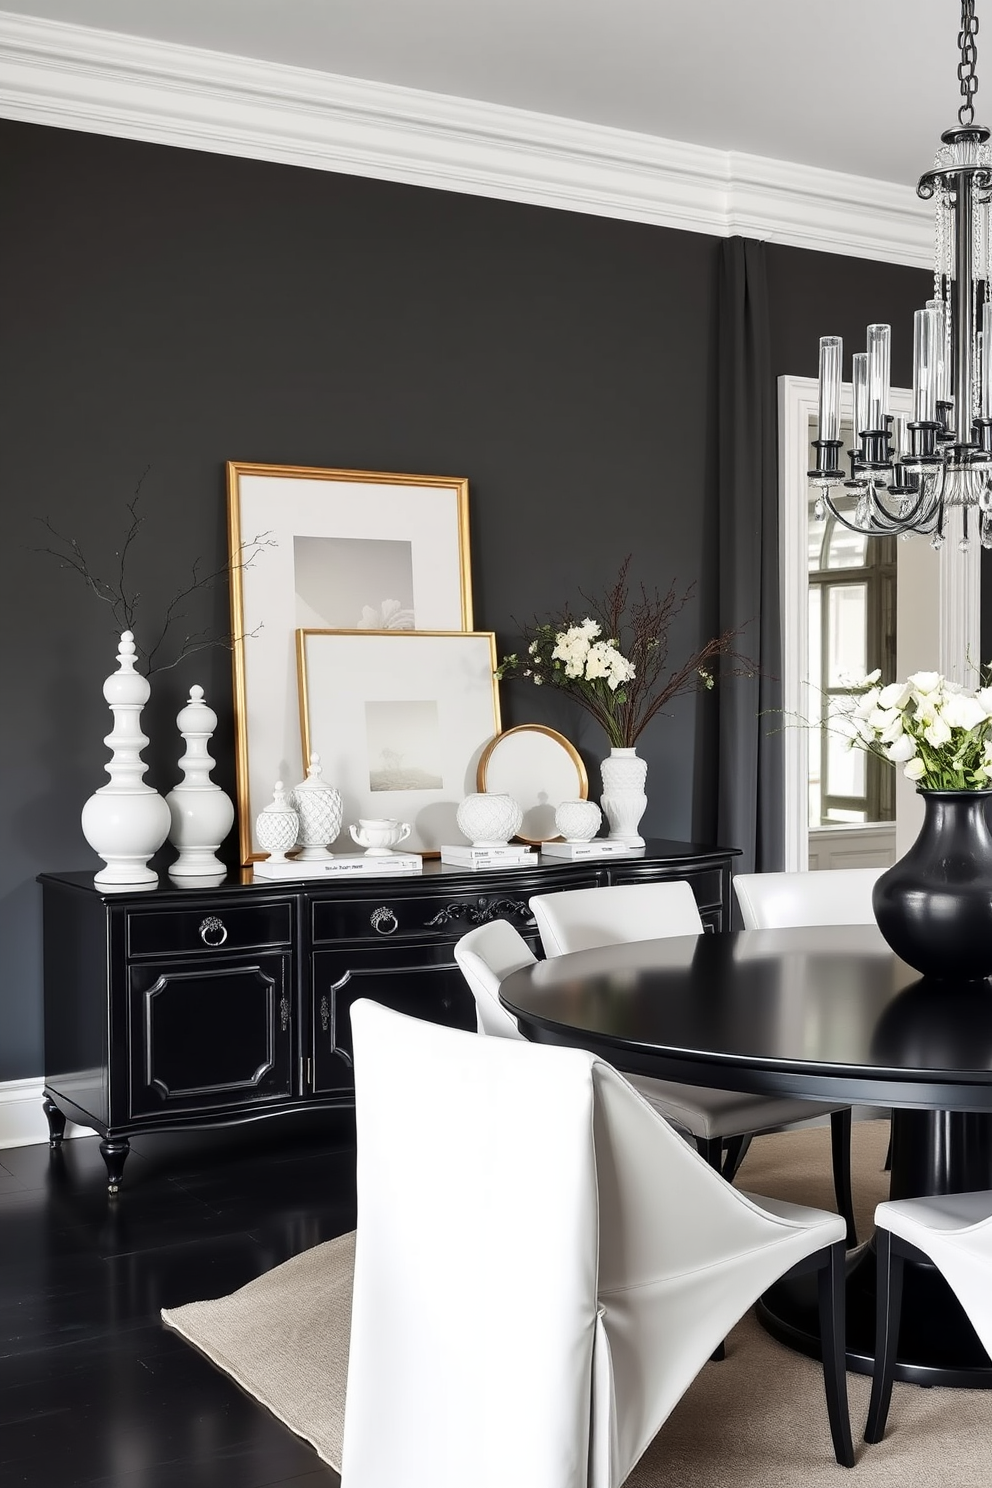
[126,902,294,958]
[311,875,602,944]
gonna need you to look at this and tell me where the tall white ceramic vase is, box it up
[166,685,235,877]
[600,747,648,847]
[80,631,172,885]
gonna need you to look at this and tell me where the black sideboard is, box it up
[38,839,738,1191]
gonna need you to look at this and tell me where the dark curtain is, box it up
[716,237,784,878]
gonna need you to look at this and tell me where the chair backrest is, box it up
[453,919,536,1038]
[733,867,882,929]
[344,998,846,1488]
[529,880,703,957]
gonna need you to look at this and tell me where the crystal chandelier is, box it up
[810,0,992,549]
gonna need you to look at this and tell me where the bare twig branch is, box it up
[33,473,277,674]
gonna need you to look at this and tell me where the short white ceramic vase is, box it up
[80,631,172,886]
[455,792,523,846]
[166,685,235,878]
[555,798,602,843]
[292,753,344,859]
[349,818,412,855]
[600,747,647,847]
[256,782,300,863]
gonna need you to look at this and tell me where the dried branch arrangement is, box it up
[36,470,275,674]
[496,557,755,749]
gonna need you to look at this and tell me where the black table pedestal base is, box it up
[757,1108,992,1389]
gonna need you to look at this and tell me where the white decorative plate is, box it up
[477,725,587,844]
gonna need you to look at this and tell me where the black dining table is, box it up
[500,923,992,1388]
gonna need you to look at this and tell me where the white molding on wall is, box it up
[0,10,932,268]
[776,375,974,874]
[938,509,983,685]
[0,1077,85,1149]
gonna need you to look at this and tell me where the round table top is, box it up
[499,924,992,1110]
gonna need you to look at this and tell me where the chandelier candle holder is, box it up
[811,0,992,548]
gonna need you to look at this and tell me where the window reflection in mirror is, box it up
[807,417,896,829]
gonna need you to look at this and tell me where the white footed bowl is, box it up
[555,798,602,842]
[456,792,523,846]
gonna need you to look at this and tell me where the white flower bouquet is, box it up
[495,560,753,749]
[836,668,992,789]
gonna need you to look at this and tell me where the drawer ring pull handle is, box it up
[199,916,228,947]
[370,906,399,936]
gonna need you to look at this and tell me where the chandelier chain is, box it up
[959,0,980,127]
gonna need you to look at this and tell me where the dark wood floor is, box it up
[0,1111,357,1488]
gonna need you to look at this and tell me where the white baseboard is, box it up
[0,1078,87,1150]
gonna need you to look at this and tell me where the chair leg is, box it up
[694,1137,727,1361]
[865,1227,904,1444]
[697,1136,724,1172]
[830,1108,857,1248]
[721,1132,752,1182]
[818,1238,855,1468]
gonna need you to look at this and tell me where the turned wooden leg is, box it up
[42,1095,67,1147]
[99,1137,130,1195]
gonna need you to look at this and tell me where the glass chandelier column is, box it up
[810,0,992,548]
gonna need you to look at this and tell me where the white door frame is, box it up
[777,375,981,873]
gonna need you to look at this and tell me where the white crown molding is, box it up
[0,10,931,268]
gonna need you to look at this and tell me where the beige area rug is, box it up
[162,1119,992,1485]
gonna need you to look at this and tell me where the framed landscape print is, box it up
[228,462,472,862]
[297,630,500,856]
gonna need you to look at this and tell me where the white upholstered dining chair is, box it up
[526,881,858,1246]
[453,917,795,1182]
[732,867,883,930]
[732,866,886,1234]
[865,1189,992,1443]
[342,998,854,1487]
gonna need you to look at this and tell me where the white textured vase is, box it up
[456,792,523,846]
[165,685,235,878]
[292,753,344,859]
[256,782,300,863]
[555,799,602,843]
[600,747,648,847]
[80,631,172,886]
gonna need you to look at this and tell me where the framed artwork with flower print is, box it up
[227,462,472,863]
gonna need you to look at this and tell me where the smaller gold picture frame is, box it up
[298,629,500,857]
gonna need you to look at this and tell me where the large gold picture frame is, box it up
[297,629,500,857]
[228,462,473,863]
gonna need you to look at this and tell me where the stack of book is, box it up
[540,839,631,860]
[439,843,536,869]
[253,853,423,879]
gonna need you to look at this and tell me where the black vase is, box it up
[872,789,992,982]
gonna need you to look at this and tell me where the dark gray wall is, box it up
[0,118,931,1080]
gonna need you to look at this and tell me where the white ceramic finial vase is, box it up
[291,753,343,860]
[80,630,172,886]
[165,684,235,878]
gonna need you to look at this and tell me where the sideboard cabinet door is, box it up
[311,942,475,1094]
[126,953,295,1120]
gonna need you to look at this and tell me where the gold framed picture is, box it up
[297,629,500,857]
[228,462,472,862]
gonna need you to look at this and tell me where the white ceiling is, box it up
[2,0,979,188]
